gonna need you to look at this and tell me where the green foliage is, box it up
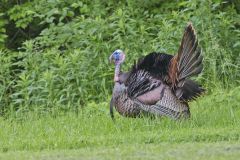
[10,42,110,110]
[0,0,239,113]
[7,3,35,29]
[0,49,18,115]
[0,13,7,47]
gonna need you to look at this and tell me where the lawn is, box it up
[0,88,239,159]
[1,143,240,160]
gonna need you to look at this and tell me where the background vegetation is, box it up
[0,0,239,115]
[0,0,239,159]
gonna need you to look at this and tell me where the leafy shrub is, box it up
[0,0,239,114]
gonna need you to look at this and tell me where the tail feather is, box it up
[169,23,205,101]
[175,79,205,101]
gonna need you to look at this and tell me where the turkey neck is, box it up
[114,63,121,82]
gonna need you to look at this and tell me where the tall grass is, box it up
[0,87,240,152]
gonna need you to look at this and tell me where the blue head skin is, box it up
[109,49,125,65]
[109,49,126,82]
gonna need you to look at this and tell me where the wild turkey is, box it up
[109,23,205,120]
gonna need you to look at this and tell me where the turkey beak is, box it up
[109,54,114,63]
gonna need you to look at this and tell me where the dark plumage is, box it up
[109,23,205,120]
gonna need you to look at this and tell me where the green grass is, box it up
[0,88,239,159]
[1,143,240,160]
